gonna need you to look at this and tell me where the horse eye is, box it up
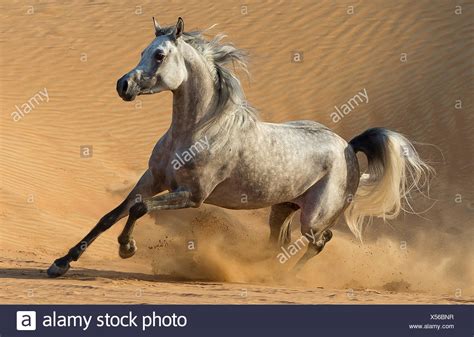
[155,51,165,62]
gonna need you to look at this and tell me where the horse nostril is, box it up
[121,80,128,93]
[117,75,137,101]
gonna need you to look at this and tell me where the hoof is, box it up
[119,239,137,259]
[47,260,70,278]
[322,229,333,243]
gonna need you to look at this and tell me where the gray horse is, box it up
[47,18,433,277]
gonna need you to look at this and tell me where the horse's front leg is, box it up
[47,170,159,278]
[117,190,196,258]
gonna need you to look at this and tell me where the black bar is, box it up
[1,304,472,337]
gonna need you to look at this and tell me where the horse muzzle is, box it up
[116,74,138,101]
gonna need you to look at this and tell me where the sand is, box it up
[0,0,472,304]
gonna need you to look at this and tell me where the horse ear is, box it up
[152,17,161,35]
[175,17,184,38]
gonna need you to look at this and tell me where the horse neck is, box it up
[170,44,218,138]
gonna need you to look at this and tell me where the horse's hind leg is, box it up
[47,170,160,277]
[269,202,299,247]
[292,221,336,272]
[292,172,352,272]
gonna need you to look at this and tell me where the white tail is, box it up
[345,128,434,241]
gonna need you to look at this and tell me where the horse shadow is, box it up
[0,266,186,283]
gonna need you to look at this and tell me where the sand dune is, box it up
[0,0,472,303]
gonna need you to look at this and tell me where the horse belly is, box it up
[204,164,325,209]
